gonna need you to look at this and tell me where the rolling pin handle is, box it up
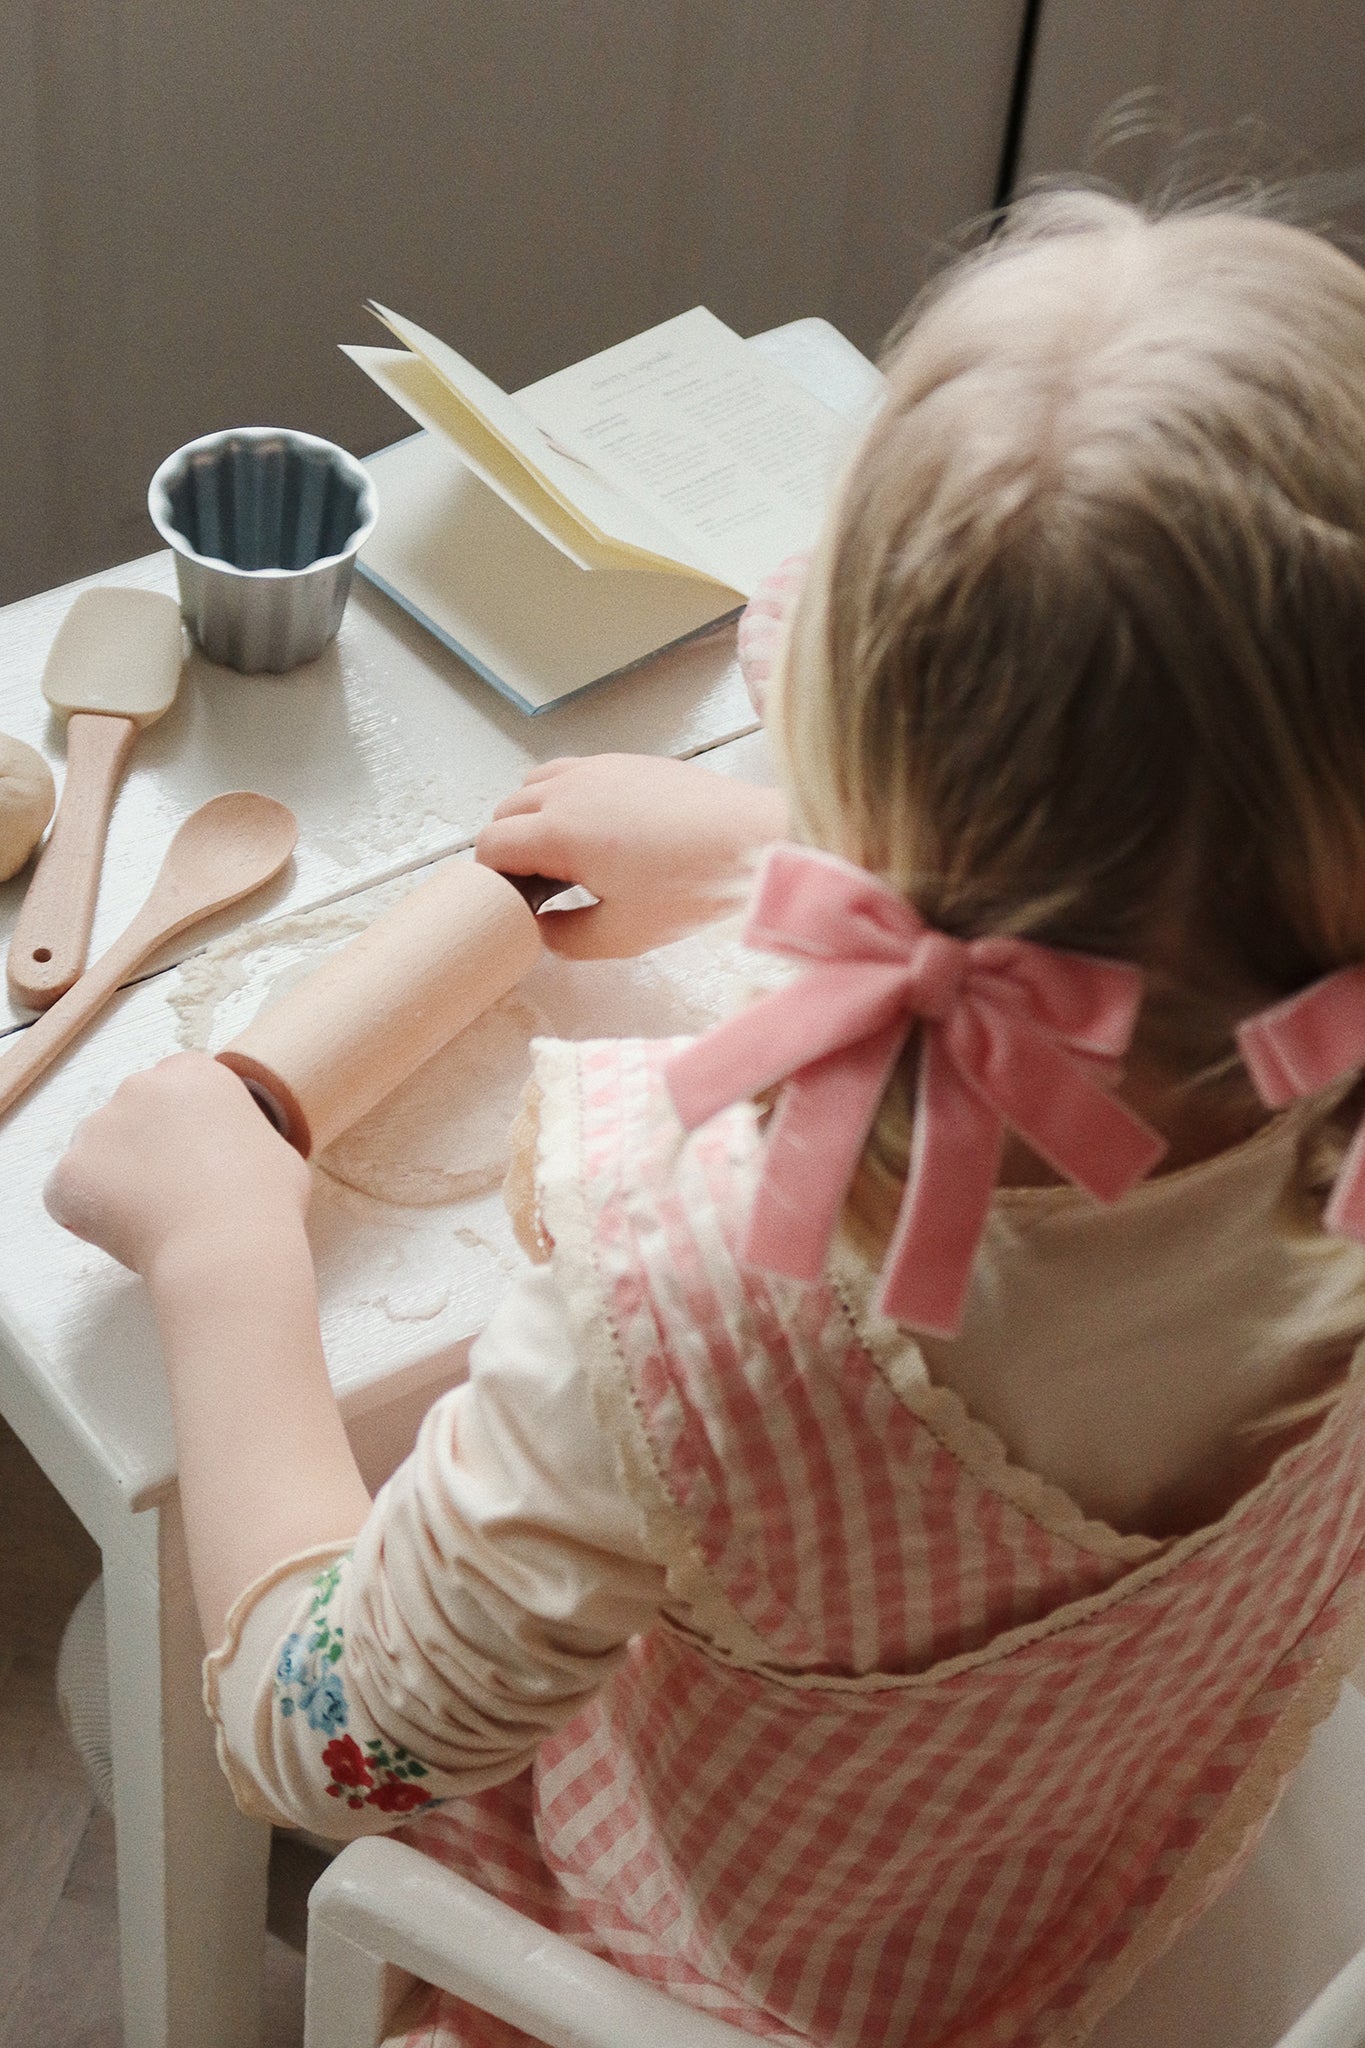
[243,1077,292,1139]
[503,872,573,913]
[217,1046,314,1156]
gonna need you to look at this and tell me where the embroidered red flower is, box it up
[366,1776,432,1814]
[322,1734,373,1790]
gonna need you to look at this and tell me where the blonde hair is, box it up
[772,190,1365,1245]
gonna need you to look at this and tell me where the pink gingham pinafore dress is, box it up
[396,1036,1365,2048]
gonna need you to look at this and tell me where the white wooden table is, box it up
[0,563,771,2048]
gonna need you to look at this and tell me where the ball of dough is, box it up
[0,734,55,882]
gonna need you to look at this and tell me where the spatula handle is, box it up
[8,712,140,1009]
[0,919,152,1122]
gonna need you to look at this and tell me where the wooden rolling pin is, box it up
[217,860,547,1156]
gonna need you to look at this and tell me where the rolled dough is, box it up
[316,992,545,1206]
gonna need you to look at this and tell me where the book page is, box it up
[364,306,722,581]
[518,306,855,595]
[344,347,615,571]
[358,433,739,711]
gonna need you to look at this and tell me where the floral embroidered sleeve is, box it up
[204,1547,437,1832]
[276,1562,435,1816]
[203,1260,668,1839]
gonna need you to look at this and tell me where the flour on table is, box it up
[372,1280,451,1322]
[316,993,545,1207]
[170,899,381,1047]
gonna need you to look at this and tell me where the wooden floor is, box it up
[0,1415,329,2047]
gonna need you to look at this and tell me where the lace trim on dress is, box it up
[531,1037,784,1676]
[829,1243,1160,1567]
[829,1084,1361,1567]
[533,1037,1365,1695]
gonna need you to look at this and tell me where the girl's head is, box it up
[776,190,1365,1095]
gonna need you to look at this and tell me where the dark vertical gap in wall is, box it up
[992,0,1046,210]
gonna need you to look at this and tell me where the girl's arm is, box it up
[476,753,790,958]
[479,558,809,959]
[44,1051,372,1647]
[202,1256,666,1837]
[49,1057,666,1837]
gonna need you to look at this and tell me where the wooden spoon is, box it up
[0,791,298,1122]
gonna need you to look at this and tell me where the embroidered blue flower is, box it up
[301,1669,348,1735]
[276,1632,311,1688]
[274,1556,352,1730]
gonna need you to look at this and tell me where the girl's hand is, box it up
[476,754,790,958]
[48,1051,367,1650]
[44,1050,311,1280]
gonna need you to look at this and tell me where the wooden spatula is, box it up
[0,792,298,1124]
[8,587,184,1010]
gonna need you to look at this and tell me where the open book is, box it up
[344,305,877,713]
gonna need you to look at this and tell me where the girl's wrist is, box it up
[145,1203,311,1308]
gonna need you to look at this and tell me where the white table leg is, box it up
[103,1493,272,2048]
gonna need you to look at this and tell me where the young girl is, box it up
[45,188,1365,2048]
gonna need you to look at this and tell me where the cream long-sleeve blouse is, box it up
[204,1085,1365,1839]
[205,1258,667,1829]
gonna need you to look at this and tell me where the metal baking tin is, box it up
[147,426,378,673]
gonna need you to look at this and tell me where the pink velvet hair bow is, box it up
[665,846,1168,1336]
[1238,967,1365,1239]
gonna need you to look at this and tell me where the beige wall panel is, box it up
[643,0,1029,350]
[1018,0,1365,206]
[3,1,1025,600]
[113,0,685,575]
[31,2,131,582]
[654,0,877,338]
[830,0,1029,351]
[0,4,48,602]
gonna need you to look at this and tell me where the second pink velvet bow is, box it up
[665,845,1168,1335]
[1238,966,1365,1239]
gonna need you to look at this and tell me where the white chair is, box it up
[306,1683,1365,2048]
[305,1836,752,2048]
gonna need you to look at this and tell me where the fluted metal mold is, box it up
[147,427,378,673]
